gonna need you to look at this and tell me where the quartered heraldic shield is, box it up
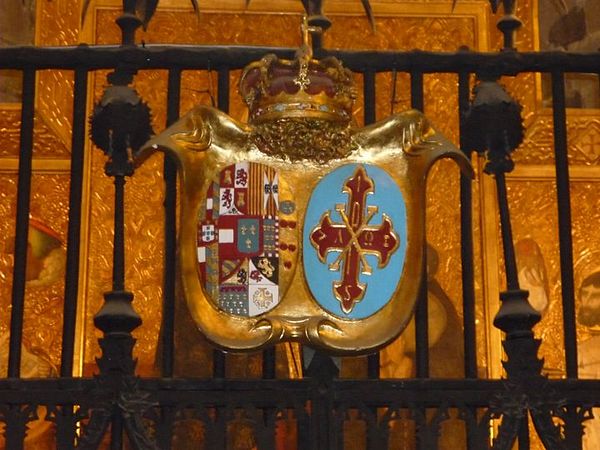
[139,43,472,355]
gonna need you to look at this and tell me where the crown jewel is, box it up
[239,18,356,124]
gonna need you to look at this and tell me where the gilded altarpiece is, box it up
[4,0,600,440]
[0,0,495,378]
[34,1,485,381]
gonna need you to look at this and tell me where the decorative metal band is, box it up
[250,102,350,123]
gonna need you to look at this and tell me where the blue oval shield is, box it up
[303,164,407,320]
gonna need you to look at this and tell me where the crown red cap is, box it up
[239,54,356,124]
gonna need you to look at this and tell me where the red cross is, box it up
[310,165,399,314]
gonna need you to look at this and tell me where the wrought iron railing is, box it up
[1,1,600,449]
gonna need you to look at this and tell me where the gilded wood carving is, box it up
[139,43,471,353]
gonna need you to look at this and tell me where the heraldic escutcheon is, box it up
[139,40,472,355]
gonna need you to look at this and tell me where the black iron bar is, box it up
[410,71,424,112]
[1,377,600,409]
[411,71,429,380]
[310,397,319,450]
[7,69,36,379]
[363,69,376,125]
[518,415,530,450]
[56,67,88,450]
[212,348,226,379]
[156,69,180,450]
[551,71,578,379]
[366,354,380,380]
[410,70,429,450]
[110,412,124,450]
[4,405,26,450]
[204,406,226,448]
[459,170,477,370]
[366,407,387,450]
[459,70,479,450]
[458,70,477,380]
[112,176,126,292]
[334,410,343,450]
[363,68,382,448]
[217,67,230,111]
[314,394,332,450]
[496,0,522,52]
[1,46,600,74]
[156,406,175,450]
[262,348,276,379]
[2,376,600,403]
[261,409,277,450]
[364,67,382,450]
[496,172,519,291]
[297,409,310,449]
[213,68,230,379]
[119,0,139,47]
[161,68,181,379]
[552,70,583,450]
[61,68,89,378]
[363,69,380,380]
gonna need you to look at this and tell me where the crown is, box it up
[239,19,356,124]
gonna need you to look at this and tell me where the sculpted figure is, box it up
[577,271,600,449]
[515,238,550,314]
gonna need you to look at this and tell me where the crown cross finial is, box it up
[294,16,319,90]
[301,15,312,52]
[294,59,311,90]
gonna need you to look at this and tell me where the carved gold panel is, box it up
[505,176,565,372]
[496,165,600,450]
[1,0,512,379]
[0,106,70,158]
[77,1,493,375]
[480,0,600,430]
[4,1,598,446]
[0,165,72,375]
[483,164,600,381]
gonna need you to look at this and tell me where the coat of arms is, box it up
[140,25,471,354]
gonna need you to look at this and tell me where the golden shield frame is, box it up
[139,105,472,355]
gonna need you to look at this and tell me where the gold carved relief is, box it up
[500,167,600,450]
[36,70,75,147]
[0,107,70,158]
[505,178,565,373]
[2,4,598,448]
[79,2,492,375]
[35,0,81,146]
[0,171,71,372]
[82,151,166,375]
[0,0,508,380]
[478,0,600,391]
